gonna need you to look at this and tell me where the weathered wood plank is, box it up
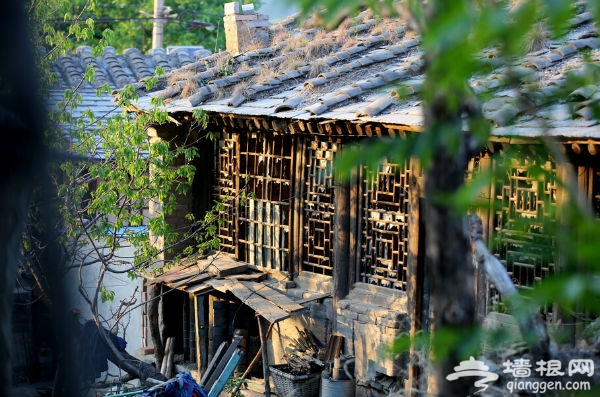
[167,272,211,290]
[248,199,256,266]
[207,348,243,397]
[296,292,331,305]
[185,282,214,295]
[194,295,201,379]
[240,281,304,313]
[258,317,271,397]
[273,204,281,270]
[200,341,229,388]
[145,264,200,285]
[206,256,248,277]
[256,201,264,266]
[204,336,243,392]
[209,279,289,323]
[227,272,267,282]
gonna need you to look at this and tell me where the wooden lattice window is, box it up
[301,140,337,276]
[237,133,292,270]
[215,133,237,253]
[491,155,557,302]
[359,161,411,290]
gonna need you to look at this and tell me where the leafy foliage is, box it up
[37,0,264,53]
[24,0,222,336]
[308,0,600,389]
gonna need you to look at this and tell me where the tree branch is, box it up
[468,214,550,360]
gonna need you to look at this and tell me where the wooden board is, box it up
[200,341,229,387]
[206,256,249,277]
[241,281,304,313]
[167,272,211,290]
[207,348,243,397]
[204,336,243,392]
[227,272,267,282]
[145,263,200,285]
[185,282,214,295]
[296,292,331,304]
[208,279,289,323]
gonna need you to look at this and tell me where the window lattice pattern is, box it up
[215,133,237,253]
[359,162,411,290]
[238,133,292,270]
[301,141,337,276]
[492,157,557,298]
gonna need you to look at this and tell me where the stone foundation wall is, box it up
[337,283,410,396]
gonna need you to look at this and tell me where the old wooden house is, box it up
[124,3,600,396]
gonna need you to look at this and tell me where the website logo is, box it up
[447,356,593,395]
[446,357,499,394]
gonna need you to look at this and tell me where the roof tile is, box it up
[108,7,599,139]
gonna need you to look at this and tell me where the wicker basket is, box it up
[269,364,321,397]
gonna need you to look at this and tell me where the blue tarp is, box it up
[142,371,207,397]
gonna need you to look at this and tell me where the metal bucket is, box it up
[321,372,355,397]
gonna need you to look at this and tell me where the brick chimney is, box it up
[223,2,270,55]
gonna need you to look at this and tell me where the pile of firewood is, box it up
[283,327,324,375]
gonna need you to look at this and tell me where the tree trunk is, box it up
[94,321,167,382]
[106,344,167,382]
[425,147,476,396]
[148,284,164,367]
[421,2,481,394]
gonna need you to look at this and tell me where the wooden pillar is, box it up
[194,295,202,376]
[333,179,351,315]
[348,168,359,289]
[406,160,424,397]
[556,162,576,343]
[183,294,190,362]
[291,136,306,277]
[475,152,493,322]
[234,133,241,259]
[258,316,271,397]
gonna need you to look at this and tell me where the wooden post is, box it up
[194,295,202,377]
[333,179,351,327]
[183,295,190,362]
[348,168,359,293]
[406,160,423,397]
[258,316,271,397]
[232,322,274,395]
[475,152,492,322]
[291,135,306,277]
[234,133,241,259]
[160,337,174,377]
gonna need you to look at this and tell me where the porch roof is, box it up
[144,252,305,323]
[124,7,600,140]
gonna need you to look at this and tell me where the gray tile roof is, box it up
[47,45,212,120]
[51,45,211,91]
[126,9,599,140]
